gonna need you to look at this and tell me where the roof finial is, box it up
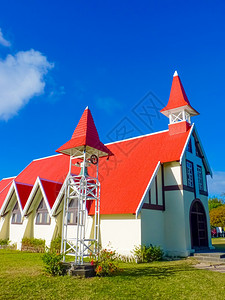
[173,70,178,77]
[85,106,89,110]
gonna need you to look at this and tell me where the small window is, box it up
[11,202,22,224]
[67,199,78,225]
[187,140,192,153]
[195,141,202,157]
[186,160,194,188]
[197,165,204,191]
[36,199,50,225]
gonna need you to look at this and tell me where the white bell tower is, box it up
[56,107,112,265]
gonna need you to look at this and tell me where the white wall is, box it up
[164,162,182,186]
[10,220,27,250]
[141,209,165,247]
[100,214,141,256]
[163,190,190,257]
[33,218,56,248]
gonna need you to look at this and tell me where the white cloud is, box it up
[0,49,53,120]
[0,29,11,47]
[207,171,225,196]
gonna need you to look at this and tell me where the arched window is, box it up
[36,199,50,225]
[11,202,22,224]
[67,199,78,225]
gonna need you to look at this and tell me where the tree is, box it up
[209,205,225,227]
[208,197,224,212]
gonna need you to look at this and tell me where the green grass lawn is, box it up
[0,250,225,299]
[212,237,225,251]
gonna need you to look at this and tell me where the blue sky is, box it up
[0,0,224,196]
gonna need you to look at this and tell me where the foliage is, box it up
[0,239,9,246]
[90,248,121,276]
[209,205,225,227]
[2,249,225,299]
[42,249,63,276]
[50,236,61,253]
[208,197,224,212]
[116,254,135,263]
[22,237,45,252]
[132,244,164,263]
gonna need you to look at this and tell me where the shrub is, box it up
[90,248,121,277]
[132,244,163,263]
[50,236,61,253]
[42,250,63,276]
[22,238,45,252]
[0,239,9,246]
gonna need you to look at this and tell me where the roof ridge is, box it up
[33,153,62,162]
[39,177,63,184]
[105,129,169,146]
[14,181,33,187]
[0,178,14,194]
[1,176,16,180]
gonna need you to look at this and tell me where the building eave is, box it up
[135,161,161,218]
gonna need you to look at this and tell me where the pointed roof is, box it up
[161,71,199,117]
[15,182,33,209]
[0,177,15,209]
[56,107,113,157]
[39,178,63,208]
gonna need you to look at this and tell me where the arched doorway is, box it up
[190,199,208,248]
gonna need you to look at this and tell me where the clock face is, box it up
[90,154,98,165]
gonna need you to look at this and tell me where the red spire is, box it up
[71,106,100,142]
[56,107,113,157]
[161,71,199,117]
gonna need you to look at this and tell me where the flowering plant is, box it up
[42,250,63,276]
[90,248,121,276]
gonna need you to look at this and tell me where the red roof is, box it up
[0,177,15,209]
[15,182,33,209]
[56,107,113,157]
[88,128,191,214]
[40,178,63,208]
[0,128,191,215]
[15,154,71,185]
[161,73,199,116]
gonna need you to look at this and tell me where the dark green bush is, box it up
[0,239,9,246]
[132,244,163,263]
[50,236,61,253]
[42,250,63,276]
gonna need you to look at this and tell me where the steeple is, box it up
[56,107,112,265]
[161,71,199,134]
[56,107,112,157]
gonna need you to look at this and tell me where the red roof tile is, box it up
[56,107,113,157]
[15,154,71,185]
[40,178,63,208]
[88,128,191,215]
[0,128,191,215]
[0,177,15,209]
[15,182,33,209]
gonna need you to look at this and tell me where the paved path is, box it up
[193,262,225,273]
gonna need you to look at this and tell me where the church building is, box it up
[0,71,213,257]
